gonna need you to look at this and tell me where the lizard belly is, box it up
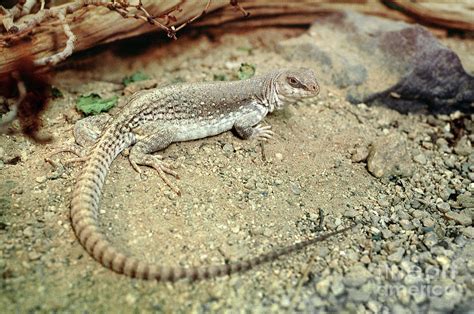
[173,117,236,142]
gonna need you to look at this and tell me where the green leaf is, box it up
[122,71,150,86]
[213,74,227,81]
[76,93,118,116]
[238,63,256,80]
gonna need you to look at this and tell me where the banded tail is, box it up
[70,128,355,281]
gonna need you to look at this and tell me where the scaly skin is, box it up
[69,68,352,281]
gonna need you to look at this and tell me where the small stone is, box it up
[316,276,331,297]
[343,208,358,218]
[397,286,410,305]
[367,134,414,178]
[331,275,345,296]
[423,232,438,248]
[360,255,371,264]
[231,225,240,234]
[454,135,472,156]
[275,153,283,160]
[280,296,291,308]
[377,197,390,207]
[23,226,34,237]
[413,153,427,165]
[35,176,47,184]
[222,143,234,154]
[351,145,369,163]
[399,219,414,230]
[28,251,41,261]
[290,182,301,195]
[436,255,450,267]
[422,217,435,228]
[343,264,372,287]
[387,247,405,263]
[461,226,474,238]
[367,300,382,313]
[436,202,450,213]
[457,194,474,208]
[125,293,136,305]
[445,211,472,226]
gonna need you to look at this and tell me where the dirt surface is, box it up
[1,27,473,312]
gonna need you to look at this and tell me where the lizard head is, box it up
[270,68,320,110]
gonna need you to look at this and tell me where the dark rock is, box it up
[277,11,474,113]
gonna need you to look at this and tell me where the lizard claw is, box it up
[45,145,88,167]
[252,124,274,141]
[129,155,181,195]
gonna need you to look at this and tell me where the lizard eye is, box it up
[287,76,300,87]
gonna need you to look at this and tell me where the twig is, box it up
[0,79,25,133]
[35,9,76,66]
[230,0,250,17]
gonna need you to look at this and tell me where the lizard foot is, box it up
[45,145,89,167]
[129,155,181,195]
[252,124,274,141]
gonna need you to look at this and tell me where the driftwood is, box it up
[384,0,474,32]
[1,0,473,76]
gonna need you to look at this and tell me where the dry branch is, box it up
[1,0,472,76]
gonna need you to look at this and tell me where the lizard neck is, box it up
[257,70,284,113]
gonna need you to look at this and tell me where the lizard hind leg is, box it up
[46,114,112,166]
[128,125,181,195]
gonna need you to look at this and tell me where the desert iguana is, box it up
[56,68,353,281]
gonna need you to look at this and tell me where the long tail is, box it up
[70,130,355,281]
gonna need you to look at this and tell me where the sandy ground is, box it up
[0,28,472,312]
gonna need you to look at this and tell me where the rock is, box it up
[445,211,472,226]
[367,134,414,178]
[315,276,331,297]
[222,143,234,154]
[331,275,345,296]
[387,247,405,263]
[454,136,472,156]
[413,153,427,165]
[23,226,34,237]
[436,202,450,213]
[274,153,283,161]
[351,145,369,163]
[28,251,41,261]
[457,193,474,208]
[461,226,474,238]
[343,264,372,287]
[343,208,358,218]
[429,286,463,312]
[277,11,474,113]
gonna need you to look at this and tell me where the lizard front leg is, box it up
[233,106,274,141]
[129,123,180,194]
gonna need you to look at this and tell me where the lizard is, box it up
[57,67,354,281]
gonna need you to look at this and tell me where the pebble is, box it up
[351,145,369,162]
[316,276,331,297]
[387,247,405,263]
[436,202,450,213]
[343,265,372,287]
[445,211,472,226]
[343,208,358,218]
[413,153,427,165]
[222,143,234,154]
[367,134,414,178]
[454,135,472,156]
[28,251,41,261]
[35,176,47,184]
[331,275,345,296]
[275,153,283,160]
[23,226,34,237]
